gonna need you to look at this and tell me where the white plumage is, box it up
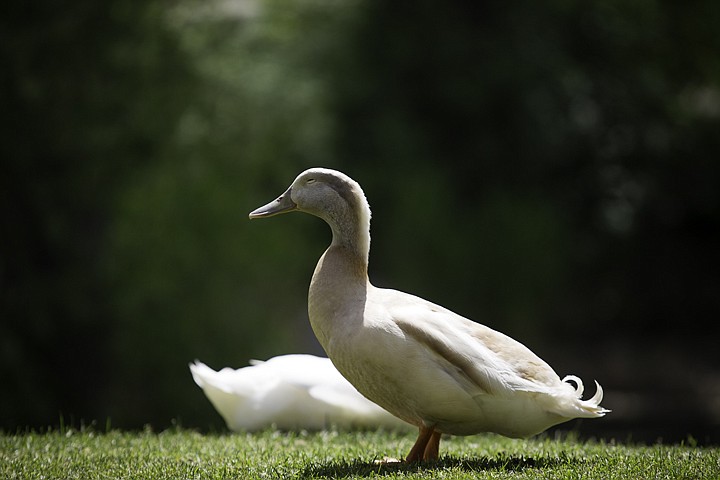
[248,168,609,462]
[190,354,410,431]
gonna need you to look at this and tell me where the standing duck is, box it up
[249,168,609,463]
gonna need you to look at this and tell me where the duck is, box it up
[249,168,609,463]
[190,354,410,431]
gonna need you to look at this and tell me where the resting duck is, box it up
[249,168,609,462]
[189,355,409,431]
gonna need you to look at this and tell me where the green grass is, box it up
[1,428,718,479]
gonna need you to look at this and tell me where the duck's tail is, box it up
[559,375,611,418]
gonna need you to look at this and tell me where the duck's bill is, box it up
[249,188,297,219]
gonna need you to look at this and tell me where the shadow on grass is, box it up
[301,453,578,478]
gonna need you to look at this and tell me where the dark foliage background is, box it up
[2,0,718,443]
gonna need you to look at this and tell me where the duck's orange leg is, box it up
[422,430,441,461]
[405,426,435,463]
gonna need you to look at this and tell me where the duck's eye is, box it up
[306,178,316,184]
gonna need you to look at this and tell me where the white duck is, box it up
[249,168,609,462]
[190,355,410,431]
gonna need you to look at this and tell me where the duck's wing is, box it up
[382,290,567,397]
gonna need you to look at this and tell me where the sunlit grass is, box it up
[2,428,718,479]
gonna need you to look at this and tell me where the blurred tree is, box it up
[2,0,718,441]
[0,0,195,429]
[100,0,348,427]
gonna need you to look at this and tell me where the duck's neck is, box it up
[323,202,370,267]
[306,195,372,349]
[315,244,368,286]
[308,244,369,350]
[307,217,370,350]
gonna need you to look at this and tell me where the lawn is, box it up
[1,428,717,479]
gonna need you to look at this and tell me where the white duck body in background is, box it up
[249,168,609,463]
[190,354,410,431]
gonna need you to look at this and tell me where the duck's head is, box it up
[249,168,371,258]
[249,168,369,221]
